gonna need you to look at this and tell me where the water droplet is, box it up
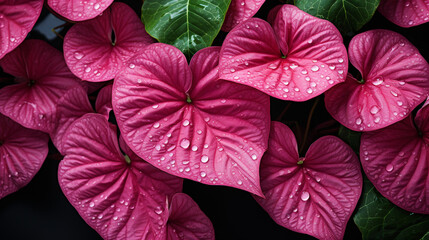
[200,171,207,177]
[191,145,198,151]
[129,63,136,69]
[85,67,91,73]
[329,65,336,70]
[153,122,160,128]
[372,78,383,86]
[94,3,100,9]
[301,191,310,201]
[268,63,278,69]
[301,70,308,75]
[356,118,362,125]
[237,180,243,185]
[182,119,190,126]
[89,202,95,207]
[311,66,319,72]
[180,139,190,149]
[290,64,298,70]
[385,164,394,172]
[306,88,313,94]
[251,154,257,160]
[397,101,403,106]
[74,52,84,60]
[201,155,209,163]
[230,68,235,73]
[307,39,313,44]
[390,90,398,97]
[370,106,379,114]
[220,99,226,103]
[338,58,344,63]
[155,207,163,215]
[374,117,381,123]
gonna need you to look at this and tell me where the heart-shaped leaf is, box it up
[360,100,429,214]
[113,44,270,196]
[142,0,231,58]
[167,193,215,240]
[0,39,82,133]
[254,121,362,240]
[50,86,93,154]
[354,177,429,240]
[378,0,429,28]
[64,2,153,82]
[295,0,380,35]
[219,5,348,102]
[59,113,183,240]
[222,0,265,32]
[0,0,43,59]
[325,30,429,132]
[47,0,114,21]
[0,113,49,199]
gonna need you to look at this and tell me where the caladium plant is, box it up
[1,0,429,239]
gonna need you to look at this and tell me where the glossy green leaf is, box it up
[294,0,380,35]
[353,177,429,240]
[142,0,231,58]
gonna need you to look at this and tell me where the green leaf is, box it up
[353,177,429,240]
[142,0,231,58]
[337,125,361,153]
[294,0,380,35]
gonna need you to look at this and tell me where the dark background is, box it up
[1,1,429,239]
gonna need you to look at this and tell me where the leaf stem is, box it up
[299,97,320,155]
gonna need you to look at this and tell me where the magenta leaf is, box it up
[360,102,429,214]
[166,193,215,240]
[95,84,113,117]
[59,113,183,240]
[0,39,82,133]
[0,0,43,59]
[63,2,154,82]
[255,121,362,240]
[222,0,265,32]
[0,113,49,199]
[325,29,429,132]
[50,86,93,154]
[378,0,429,27]
[219,5,348,102]
[47,0,113,21]
[113,44,270,196]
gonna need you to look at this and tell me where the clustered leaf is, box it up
[295,0,381,35]
[1,0,429,239]
[142,0,231,58]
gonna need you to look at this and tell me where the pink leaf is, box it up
[360,103,429,214]
[167,193,215,240]
[59,113,183,240]
[0,0,43,59]
[0,39,82,133]
[325,29,429,131]
[222,0,265,32]
[47,0,113,21]
[255,121,362,240]
[95,84,113,117]
[63,2,154,82]
[219,5,348,102]
[0,113,49,199]
[113,44,270,196]
[378,0,429,27]
[50,86,93,154]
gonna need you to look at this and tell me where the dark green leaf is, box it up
[294,0,380,35]
[142,0,231,58]
[338,125,360,153]
[353,177,429,240]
